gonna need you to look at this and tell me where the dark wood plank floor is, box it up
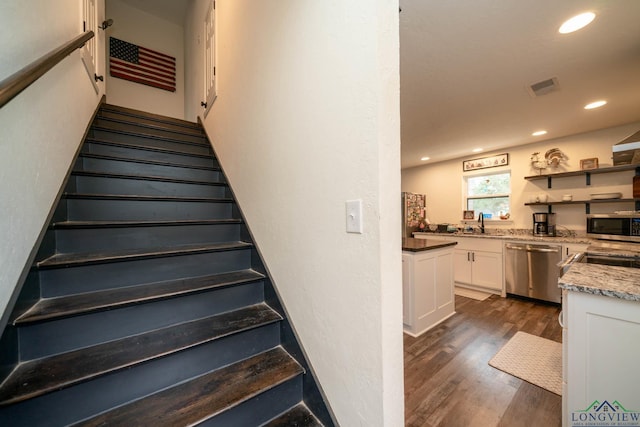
[404,295,562,427]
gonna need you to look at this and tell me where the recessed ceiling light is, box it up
[472,148,483,153]
[532,130,548,136]
[584,100,607,110]
[559,12,596,34]
[420,156,430,161]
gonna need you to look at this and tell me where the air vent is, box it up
[527,77,559,97]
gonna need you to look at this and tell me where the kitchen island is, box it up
[559,241,640,427]
[402,238,457,337]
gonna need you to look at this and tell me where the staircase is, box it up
[0,103,333,426]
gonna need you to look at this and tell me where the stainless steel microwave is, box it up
[586,213,640,242]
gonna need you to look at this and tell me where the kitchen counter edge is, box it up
[402,238,457,252]
[559,263,640,302]
[413,231,592,245]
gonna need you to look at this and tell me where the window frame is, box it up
[463,169,512,220]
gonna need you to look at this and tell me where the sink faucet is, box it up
[478,212,485,234]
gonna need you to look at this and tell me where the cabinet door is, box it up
[471,251,503,291]
[414,254,437,323]
[453,249,472,284]
[435,250,454,310]
[566,291,640,424]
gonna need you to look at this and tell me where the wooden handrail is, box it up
[0,31,95,109]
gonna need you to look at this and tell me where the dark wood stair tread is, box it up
[85,137,213,159]
[78,152,221,172]
[73,347,303,427]
[263,404,324,427]
[100,104,201,131]
[0,304,282,406]
[62,192,234,202]
[91,123,208,149]
[36,241,252,269]
[50,219,242,230]
[71,170,226,187]
[16,270,265,325]
[95,114,205,139]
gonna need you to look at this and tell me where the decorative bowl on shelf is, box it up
[590,192,622,200]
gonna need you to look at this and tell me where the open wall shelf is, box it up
[525,164,640,188]
[525,198,640,214]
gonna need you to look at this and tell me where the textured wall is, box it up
[184,1,404,425]
[0,0,106,325]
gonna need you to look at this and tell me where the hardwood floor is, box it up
[404,295,562,427]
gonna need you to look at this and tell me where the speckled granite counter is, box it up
[413,231,592,245]
[402,238,457,252]
[559,241,640,302]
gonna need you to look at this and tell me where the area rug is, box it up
[454,287,492,301]
[489,331,562,395]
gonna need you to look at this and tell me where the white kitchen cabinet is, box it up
[451,237,503,293]
[563,290,640,426]
[402,246,455,337]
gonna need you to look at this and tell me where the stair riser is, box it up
[98,105,202,132]
[51,224,242,253]
[67,175,227,198]
[39,249,252,297]
[61,198,234,221]
[97,110,204,137]
[19,282,265,360]
[91,128,211,156]
[200,377,303,427]
[92,118,206,144]
[75,156,223,182]
[82,142,214,167]
[0,326,280,427]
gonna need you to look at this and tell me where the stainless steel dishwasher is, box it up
[504,242,563,303]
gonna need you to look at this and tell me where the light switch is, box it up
[346,199,363,234]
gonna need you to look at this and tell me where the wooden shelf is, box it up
[525,164,639,188]
[525,198,640,214]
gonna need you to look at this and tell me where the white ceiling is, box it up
[114,0,640,169]
[400,0,640,168]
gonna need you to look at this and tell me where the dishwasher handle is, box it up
[505,243,561,253]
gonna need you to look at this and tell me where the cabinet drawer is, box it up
[453,237,503,253]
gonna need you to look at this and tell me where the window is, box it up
[465,171,511,219]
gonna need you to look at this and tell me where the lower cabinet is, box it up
[402,246,455,337]
[563,290,640,426]
[452,237,503,292]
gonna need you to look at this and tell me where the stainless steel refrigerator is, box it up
[402,192,426,238]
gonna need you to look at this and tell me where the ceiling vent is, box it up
[527,77,559,97]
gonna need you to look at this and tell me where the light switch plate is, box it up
[346,199,363,234]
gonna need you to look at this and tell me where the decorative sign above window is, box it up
[463,153,509,172]
[109,37,176,92]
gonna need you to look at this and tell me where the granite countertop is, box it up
[402,238,457,252]
[559,240,640,302]
[413,231,592,245]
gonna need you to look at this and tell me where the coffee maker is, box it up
[533,212,556,236]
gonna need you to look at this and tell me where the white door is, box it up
[81,0,99,92]
[203,0,216,114]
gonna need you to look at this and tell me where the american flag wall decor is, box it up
[109,37,176,92]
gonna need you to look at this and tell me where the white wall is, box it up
[0,0,106,323]
[402,122,640,232]
[105,0,185,119]
[185,1,404,426]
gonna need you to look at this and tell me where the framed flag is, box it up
[109,37,176,92]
